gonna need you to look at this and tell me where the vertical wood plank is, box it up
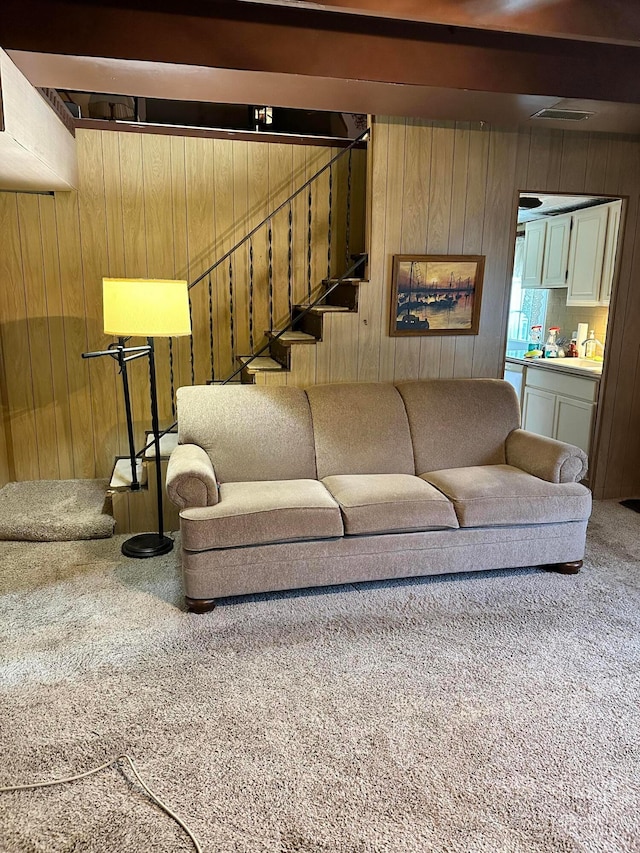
[380,117,406,381]
[213,138,234,378]
[169,135,191,394]
[39,195,75,480]
[395,117,428,381]
[231,140,250,364]
[55,189,96,478]
[16,195,59,479]
[288,341,317,388]
[247,140,270,357]
[441,122,470,379]
[357,118,387,382]
[329,313,359,382]
[558,132,590,193]
[185,136,215,383]
[76,130,119,478]
[0,192,39,480]
[473,126,519,378]
[420,121,455,378]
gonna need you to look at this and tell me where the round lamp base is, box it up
[121,533,174,559]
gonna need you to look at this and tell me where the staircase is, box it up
[232,271,366,385]
[108,129,370,523]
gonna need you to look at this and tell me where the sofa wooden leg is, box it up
[545,560,583,575]
[185,596,217,613]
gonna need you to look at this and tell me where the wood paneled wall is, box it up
[2,118,640,518]
[360,117,640,500]
[0,129,365,528]
[280,117,640,500]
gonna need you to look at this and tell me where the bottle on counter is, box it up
[567,333,579,358]
[543,326,560,358]
[584,330,597,359]
[527,324,542,354]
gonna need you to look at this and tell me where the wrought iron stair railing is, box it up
[126,128,370,465]
[165,127,369,403]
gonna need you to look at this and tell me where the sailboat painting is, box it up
[389,254,485,336]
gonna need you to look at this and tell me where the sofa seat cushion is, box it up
[321,474,459,535]
[421,464,592,528]
[180,480,344,551]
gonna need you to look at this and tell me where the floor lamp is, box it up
[103,278,192,558]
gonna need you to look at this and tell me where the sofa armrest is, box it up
[166,444,219,510]
[506,429,588,484]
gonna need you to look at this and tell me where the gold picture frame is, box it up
[389,254,485,336]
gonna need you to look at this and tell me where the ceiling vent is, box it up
[531,108,595,122]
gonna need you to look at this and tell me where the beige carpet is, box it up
[0,500,638,852]
[0,479,114,541]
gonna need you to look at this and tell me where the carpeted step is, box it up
[0,479,115,542]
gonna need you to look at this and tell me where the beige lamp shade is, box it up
[103,278,192,337]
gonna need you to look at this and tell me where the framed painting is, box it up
[389,254,485,336]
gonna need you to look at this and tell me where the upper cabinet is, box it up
[522,201,622,306]
[542,214,572,287]
[522,215,571,288]
[566,205,609,306]
[599,200,622,306]
[521,219,547,287]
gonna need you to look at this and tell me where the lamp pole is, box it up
[121,337,173,558]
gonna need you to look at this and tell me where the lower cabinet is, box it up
[521,366,599,456]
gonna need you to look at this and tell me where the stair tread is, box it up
[268,330,317,344]
[109,457,147,492]
[297,304,350,314]
[323,278,365,284]
[238,356,284,372]
[143,431,179,460]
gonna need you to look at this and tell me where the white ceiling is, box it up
[517,194,614,223]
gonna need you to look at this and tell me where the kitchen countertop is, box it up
[505,355,603,378]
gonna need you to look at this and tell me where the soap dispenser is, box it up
[584,330,597,359]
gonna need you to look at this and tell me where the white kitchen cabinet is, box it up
[600,199,622,305]
[566,204,609,306]
[521,219,546,287]
[555,396,595,454]
[522,385,556,438]
[541,214,572,287]
[521,365,599,457]
[504,362,524,407]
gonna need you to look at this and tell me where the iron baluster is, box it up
[188,293,195,385]
[249,238,254,351]
[228,258,235,365]
[288,202,293,321]
[208,272,215,382]
[327,164,333,281]
[268,218,274,331]
[186,128,368,292]
[307,184,312,303]
[346,149,353,268]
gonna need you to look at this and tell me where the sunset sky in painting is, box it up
[397,260,478,289]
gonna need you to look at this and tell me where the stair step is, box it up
[109,457,147,492]
[237,356,284,373]
[143,431,179,460]
[267,330,317,344]
[296,304,350,315]
[322,278,364,285]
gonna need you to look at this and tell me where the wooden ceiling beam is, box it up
[1,0,640,103]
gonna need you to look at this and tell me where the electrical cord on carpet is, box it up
[0,753,202,853]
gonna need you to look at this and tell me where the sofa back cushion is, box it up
[177,385,317,483]
[396,379,520,474]
[306,382,415,478]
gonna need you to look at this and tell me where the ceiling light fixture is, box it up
[518,197,543,210]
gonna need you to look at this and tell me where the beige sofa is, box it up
[166,379,591,612]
